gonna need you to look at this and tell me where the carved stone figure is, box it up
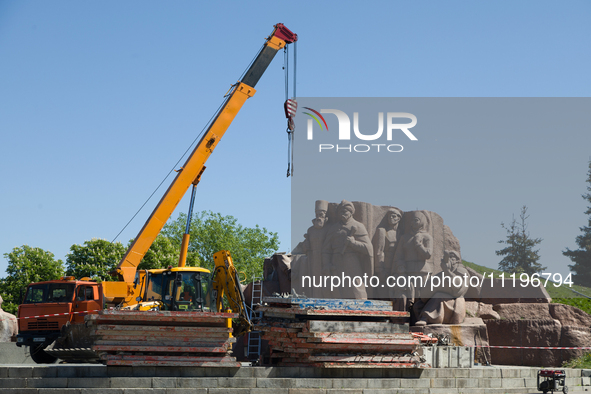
[322,200,373,299]
[395,211,433,276]
[372,207,402,278]
[0,295,18,342]
[296,200,329,297]
[414,250,469,325]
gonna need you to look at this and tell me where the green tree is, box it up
[65,239,126,281]
[0,245,65,314]
[496,205,545,275]
[564,159,591,287]
[135,234,199,270]
[161,211,279,280]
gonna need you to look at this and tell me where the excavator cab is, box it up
[142,267,214,312]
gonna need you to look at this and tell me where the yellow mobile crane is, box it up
[102,23,298,307]
[17,23,298,364]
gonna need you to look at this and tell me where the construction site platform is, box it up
[0,364,590,393]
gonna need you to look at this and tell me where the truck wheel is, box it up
[30,345,58,364]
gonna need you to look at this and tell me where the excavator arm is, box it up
[107,24,297,291]
[212,250,253,337]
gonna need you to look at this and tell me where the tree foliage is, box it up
[564,160,591,287]
[65,238,126,281]
[135,234,198,271]
[0,245,65,314]
[161,211,279,280]
[496,205,545,275]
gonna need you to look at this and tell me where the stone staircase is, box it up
[0,365,590,393]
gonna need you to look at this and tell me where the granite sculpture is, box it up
[0,295,18,342]
[292,200,467,325]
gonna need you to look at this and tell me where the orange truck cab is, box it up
[16,277,103,351]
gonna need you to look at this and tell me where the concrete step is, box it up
[0,366,589,393]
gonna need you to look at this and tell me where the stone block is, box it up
[493,303,551,320]
[429,377,455,388]
[519,368,537,378]
[366,379,401,389]
[0,389,39,394]
[80,390,122,394]
[487,319,563,367]
[431,367,453,378]
[204,367,240,377]
[428,389,460,394]
[0,378,27,388]
[561,325,591,364]
[452,390,485,394]
[110,377,151,388]
[154,367,182,377]
[500,369,520,378]
[287,389,327,394]
[177,378,218,388]
[208,389,251,394]
[250,390,290,394]
[330,379,367,389]
[8,367,34,378]
[381,369,403,378]
[399,369,422,378]
[57,366,107,378]
[363,390,426,394]
[456,378,479,388]
[178,368,208,377]
[317,369,345,379]
[165,390,207,394]
[500,378,525,388]
[68,378,110,388]
[152,378,178,388]
[361,368,383,378]
[27,378,68,388]
[38,389,82,394]
[32,367,57,378]
[477,368,501,378]
[217,377,256,388]
[256,378,296,388]
[477,303,500,320]
[478,378,502,388]
[550,303,591,327]
[399,378,430,388]
[122,390,165,394]
[294,378,332,388]
[107,366,156,377]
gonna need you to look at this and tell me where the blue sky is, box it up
[1,1,590,278]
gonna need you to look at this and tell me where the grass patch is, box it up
[462,260,591,300]
[563,352,591,368]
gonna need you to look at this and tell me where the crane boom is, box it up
[113,24,297,283]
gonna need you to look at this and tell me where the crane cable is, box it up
[285,41,297,177]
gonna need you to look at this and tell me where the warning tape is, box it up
[15,310,102,320]
[476,345,591,350]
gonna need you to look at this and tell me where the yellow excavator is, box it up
[16,23,298,363]
[130,250,252,336]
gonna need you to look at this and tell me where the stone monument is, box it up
[0,295,18,342]
[292,199,466,321]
